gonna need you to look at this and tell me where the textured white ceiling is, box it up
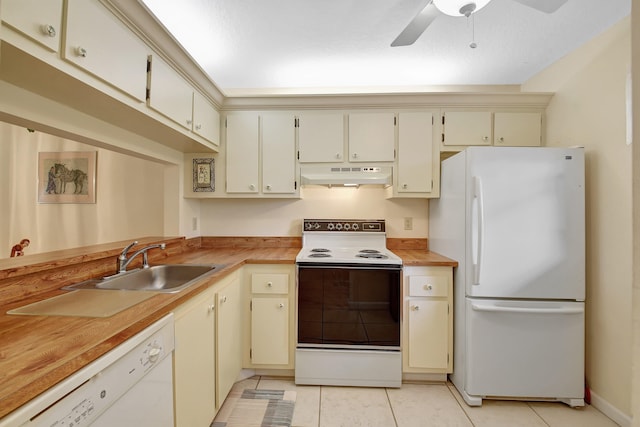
[140,0,630,95]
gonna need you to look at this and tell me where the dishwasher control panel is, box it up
[2,314,174,427]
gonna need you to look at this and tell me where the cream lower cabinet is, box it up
[216,272,243,408]
[173,285,216,427]
[243,264,295,369]
[403,266,453,374]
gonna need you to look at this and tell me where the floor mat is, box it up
[211,389,296,427]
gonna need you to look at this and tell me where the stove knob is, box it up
[314,222,321,230]
[335,223,343,230]
[344,223,351,230]
[352,223,359,231]
[327,223,334,230]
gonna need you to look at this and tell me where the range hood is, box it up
[300,166,392,187]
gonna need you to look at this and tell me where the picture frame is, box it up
[38,151,97,204]
[193,158,215,192]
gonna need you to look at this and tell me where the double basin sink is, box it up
[63,264,225,294]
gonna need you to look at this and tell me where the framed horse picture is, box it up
[38,151,97,203]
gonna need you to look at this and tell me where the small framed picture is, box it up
[38,151,97,203]
[193,158,215,192]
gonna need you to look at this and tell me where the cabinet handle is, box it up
[267,281,273,287]
[411,305,420,311]
[41,24,56,38]
[425,284,433,291]
[75,47,87,58]
[482,136,489,142]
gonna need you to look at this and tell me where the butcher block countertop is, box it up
[0,237,456,419]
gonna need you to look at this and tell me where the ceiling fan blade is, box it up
[391,1,440,47]
[512,0,568,13]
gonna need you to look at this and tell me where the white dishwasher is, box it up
[1,314,175,427]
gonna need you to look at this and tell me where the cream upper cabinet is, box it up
[193,91,221,147]
[494,112,542,146]
[392,111,438,197]
[403,266,453,374]
[226,112,260,194]
[244,265,295,369]
[297,112,345,163]
[348,112,396,162]
[63,0,149,101]
[262,113,297,194]
[148,54,194,130]
[216,273,243,408]
[442,111,492,147]
[1,0,63,52]
[226,112,297,196]
[173,286,216,427]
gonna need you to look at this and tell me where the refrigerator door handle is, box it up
[470,303,583,315]
[472,176,484,285]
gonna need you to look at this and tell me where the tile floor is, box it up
[218,376,620,427]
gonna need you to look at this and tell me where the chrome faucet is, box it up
[117,241,166,273]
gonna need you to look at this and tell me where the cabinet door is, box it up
[442,111,492,147]
[148,54,194,130]
[407,299,449,369]
[298,112,344,163]
[348,112,396,162]
[397,112,433,193]
[1,0,63,52]
[174,289,216,427]
[251,297,289,365]
[262,113,296,194]
[64,0,148,101]
[226,112,259,193]
[216,276,243,407]
[192,91,220,146]
[494,112,542,146]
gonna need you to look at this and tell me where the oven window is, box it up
[297,266,401,348]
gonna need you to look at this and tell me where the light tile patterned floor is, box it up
[221,376,620,427]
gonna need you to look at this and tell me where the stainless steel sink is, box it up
[62,264,224,293]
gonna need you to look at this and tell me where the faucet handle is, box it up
[120,241,138,259]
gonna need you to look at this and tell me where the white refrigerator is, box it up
[429,147,585,407]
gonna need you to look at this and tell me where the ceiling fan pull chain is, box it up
[468,13,478,49]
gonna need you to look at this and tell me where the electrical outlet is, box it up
[192,217,198,231]
[404,217,413,230]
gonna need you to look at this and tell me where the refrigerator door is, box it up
[464,298,585,405]
[466,147,585,300]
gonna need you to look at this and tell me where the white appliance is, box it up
[1,314,175,426]
[295,219,403,388]
[429,147,585,407]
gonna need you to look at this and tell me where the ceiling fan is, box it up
[391,0,569,47]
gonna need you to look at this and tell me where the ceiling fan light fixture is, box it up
[432,0,491,17]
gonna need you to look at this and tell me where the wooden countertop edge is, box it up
[0,243,455,418]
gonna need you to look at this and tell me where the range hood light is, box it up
[343,183,360,187]
[300,166,392,187]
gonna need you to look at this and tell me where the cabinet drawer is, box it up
[251,273,289,294]
[409,275,448,297]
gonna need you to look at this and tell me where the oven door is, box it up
[297,263,402,350]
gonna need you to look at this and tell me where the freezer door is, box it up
[464,299,584,402]
[466,147,585,300]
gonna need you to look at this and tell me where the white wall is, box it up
[199,186,428,238]
[0,121,166,257]
[524,17,632,421]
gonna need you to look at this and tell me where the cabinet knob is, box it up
[186,119,193,125]
[278,303,285,309]
[335,153,341,159]
[425,284,433,291]
[221,296,227,303]
[249,184,255,190]
[195,124,202,130]
[402,183,408,189]
[266,185,272,191]
[207,304,215,313]
[482,136,489,142]
[497,137,505,143]
[75,47,87,58]
[411,305,420,311]
[41,24,56,38]
[267,281,273,287]
[352,153,358,159]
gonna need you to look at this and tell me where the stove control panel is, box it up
[303,219,385,232]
